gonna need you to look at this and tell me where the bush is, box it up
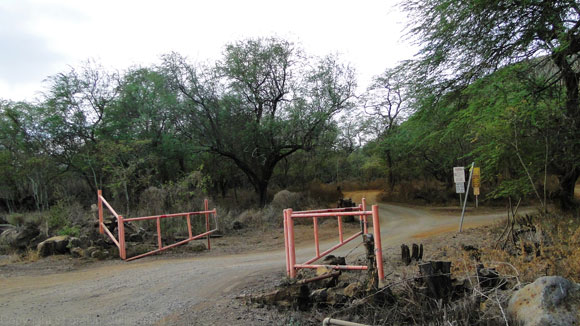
[57,225,80,237]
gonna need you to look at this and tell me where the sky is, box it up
[0,0,416,102]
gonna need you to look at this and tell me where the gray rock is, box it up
[70,247,84,258]
[68,237,81,249]
[91,249,109,260]
[36,236,71,257]
[0,222,40,250]
[508,276,580,326]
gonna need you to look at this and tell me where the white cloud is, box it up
[0,0,415,101]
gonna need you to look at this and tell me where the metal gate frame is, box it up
[283,198,384,281]
[97,190,219,261]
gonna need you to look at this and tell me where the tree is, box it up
[163,38,356,206]
[361,64,414,188]
[403,0,580,208]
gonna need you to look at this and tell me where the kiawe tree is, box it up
[163,38,356,206]
[403,0,580,208]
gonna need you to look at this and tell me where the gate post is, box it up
[204,199,210,250]
[98,190,103,234]
[118,215,126,260]
[287,208,296,278]
[372,205,384,281]
[283,209,290,277]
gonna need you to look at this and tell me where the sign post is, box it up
[472,167,481,208]
[458,162,475,232]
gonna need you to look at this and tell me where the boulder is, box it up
[67,237,81,249]
[36,236,71,257]
[508,276,580,326]
[70,247,84,258]
[0,222,40,250]
[343,282,362,298]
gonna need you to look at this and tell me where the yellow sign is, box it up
[474,187,480,196]
[472,167,481,188]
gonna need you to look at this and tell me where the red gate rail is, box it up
[283,198,384,281]
[97,190,219,261]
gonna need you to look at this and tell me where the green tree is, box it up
[403,0,580,208]
[163,38,356,206]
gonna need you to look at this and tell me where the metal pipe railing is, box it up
[97,190,218,261]
[283,200,384,281]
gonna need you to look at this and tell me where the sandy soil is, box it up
[0,192,530,325]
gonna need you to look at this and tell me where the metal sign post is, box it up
[458,162,475,232]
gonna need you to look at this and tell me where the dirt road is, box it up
[0,195,518,325]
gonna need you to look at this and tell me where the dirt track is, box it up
[0,193,524,325]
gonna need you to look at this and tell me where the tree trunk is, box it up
[558,168,580,210]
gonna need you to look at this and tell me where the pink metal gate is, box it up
[97,190,219,261]
[283,198,384,281]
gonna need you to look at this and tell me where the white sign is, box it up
[453,167,465,183]
[455,182,465,194]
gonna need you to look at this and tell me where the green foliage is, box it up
[58,225,80,237]
[48,204,68,230]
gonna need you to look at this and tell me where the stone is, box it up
[91,249,109,260]
[508,276,580,326]
[344,282,362,298]
[68,237,81,249]
[0,222,40,250]
[36,235,71,257]
[232,221,244,230]
[322,255,346,266]
[85,246,98,257]
[310,288,328,303]
[37,240,55,257]
[189,242,206,252]
[70,247,84,258]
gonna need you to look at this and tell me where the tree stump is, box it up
[418,261,452,301]
[401,244,411,265]
[364,234,378,291]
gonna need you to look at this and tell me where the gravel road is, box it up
[0,193,517,325]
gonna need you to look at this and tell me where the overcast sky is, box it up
[0,0,416,102]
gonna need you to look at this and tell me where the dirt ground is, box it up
[0,191,533,325]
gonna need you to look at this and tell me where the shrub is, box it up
[57,225,81,237]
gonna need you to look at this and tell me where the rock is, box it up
[91,249,109,260]
[310,288,328,303]
[0,222,40,250]
[128,233,143,242]
[508,276,580,326]
[36,235,71,257]
[326,287,347,306]
[78,235,91,248]
[37,240,55,257]
[322,255,346,266]
[68,237,81,249]
[232,221,244,230]
[85,246,98,257]
[344,282,362,298]
[70,247,84,258]
[0,223,14,236]
[189,241,206,252]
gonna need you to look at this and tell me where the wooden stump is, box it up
[418,261,452,301]
[364,234,378,291]
[401,244,411,265]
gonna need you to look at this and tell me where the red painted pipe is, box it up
[372,205,384,281]
[303,231,362,265]
[291,211,372,218]
[294,264,368,270]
